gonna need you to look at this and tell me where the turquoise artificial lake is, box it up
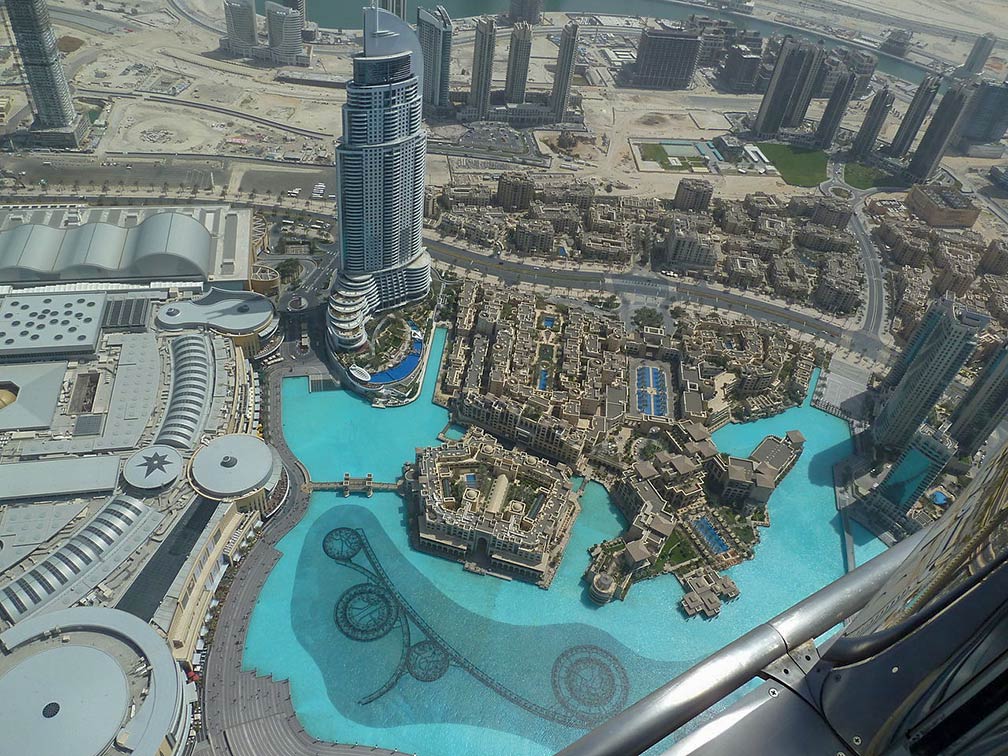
[243,328,885,754]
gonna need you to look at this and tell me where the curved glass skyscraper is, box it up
[327,6,431,353]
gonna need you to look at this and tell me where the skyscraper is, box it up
[326,6,430,354]
[962,32,996,75]
[550,22,579,123]
[469,17,496,119]
[509,0,542,25]
[265,2,302,59]
[505,22,533,103]
[857,425,956,540]
[948,341,1008,457]
[957,80,1008,147]
[417,5,453,112]
[377,0,407,21]
[907,80,976,183]
[888,74,940,158]
[813,70,856,148]
[5,0,78,135]
[631,28,701,90]
[753,36,825,135]
[874,296,987,452]
[850,85,893,159]
[279,0,305,31]
[720,44,761,92]
[223,0,258,52]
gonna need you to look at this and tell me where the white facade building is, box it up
[327,7,431,353]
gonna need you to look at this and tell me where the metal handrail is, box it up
[556,530,928,756]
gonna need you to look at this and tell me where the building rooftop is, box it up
[122,444,183,490]
[0,361,66,431]
[0,292,105,360]
[189,433,276,500]
[0,456,121,502]
[0,204,252,286]
[0,606,190,756]
[155,288,274,335]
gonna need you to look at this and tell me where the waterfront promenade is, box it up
[199,360,398,756]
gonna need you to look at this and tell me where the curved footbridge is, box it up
[301,473,404,497]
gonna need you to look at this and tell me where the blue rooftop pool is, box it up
[245,349,885,755]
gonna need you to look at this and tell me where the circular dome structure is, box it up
[190,434,278,501]
[123,445,182,490]
[0,607,191,756]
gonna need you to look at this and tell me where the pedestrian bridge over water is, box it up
[301,473,402,497]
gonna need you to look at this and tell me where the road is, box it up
[423,238,862,349]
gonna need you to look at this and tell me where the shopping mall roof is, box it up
[0,204,252,286]
[0,361,66,432]
[189,433,277,499]
[0,455,121,502]
[0,606,190,756]
[0,292,104,361]
[155,288,274,335]
[122,444,183,490]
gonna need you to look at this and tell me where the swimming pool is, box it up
[245,351,881,755]
[694,516,729,554]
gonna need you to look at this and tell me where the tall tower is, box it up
[417,5,453,112]
[5,0,77,132]
[377,0,407,21]
[856,425,956,540]
[962,32,996,75]
[888,74,940,158]
[948,342,1008,457]
[631,28,701,90]
[957,81,1008,147]
[223,0,258,52]
[279,0,306,31]
[505,22,532,103]
[850,85,894,159]
[873,296,987,453]
[265,1,302,60]
[509,0,542,25]
[753,36,825,135]
[469,18,496,119]
[327,6,430,354]
[813,69,856,149]
[550,22,579,124]
[907,80,976,183]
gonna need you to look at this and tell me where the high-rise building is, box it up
[509,0,542,25]
[5,0,79,138]
[907,80,977,183]
[857,425,956,540]
[720,44,761,92]
[631,28,701,90]
[223,0,258,52]
[813,70,856,148]
[326,6,430,354]
[417,5,453,112]
[948,342,1008,457]
[958,81,1008,146]
[377,0,406,21]
[505,22,533,103]
[850,85,893,159]
[888,74,940,158]
[880,29,913,58]
[674,178,714,212]
[962,32,996,75]
[874,296,987,452]
[279,0,305,31]
[265,1,303,59]
[550,22,579,123]
[469,18,496,119]
[753,36,825,135]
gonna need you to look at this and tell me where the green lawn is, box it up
[639,142,672,169]
[757,142,828,187]
[843,162,910,190]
